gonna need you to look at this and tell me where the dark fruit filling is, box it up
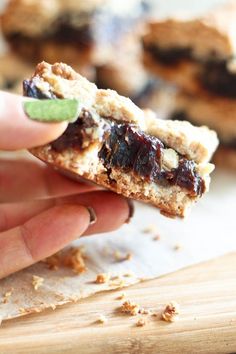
[201,60,236,98]
[51,109,100,151]
[144,43,236,98]
[98,123,205,196]
[143,43,192,65]
[23,80,56,99]
[24,79,205,197]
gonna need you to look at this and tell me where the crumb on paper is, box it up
[153,235,161,241]
[42,253,61,270]
[97,315,107,324]
[32,275,44,291]
[2,289,13,304]
[114,251,132,262]
[162,301,180,322]
[123,271,135,278]
[136,318,146,327]
[116,292,126,300]
[151,312,158,317]
[125,252,132,261]
[43,247,86,274]
[121,300,140,316]
[142,224,158,234]
[95,273,110,284]
[173,244,182,251]
[62,247,87,274]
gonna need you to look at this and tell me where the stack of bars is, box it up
[0,0,154,100]
[142,1,236,169]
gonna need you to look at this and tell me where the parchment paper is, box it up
[0,167,235,321]
[0,0,234,323]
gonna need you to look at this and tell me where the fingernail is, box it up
[23,98,81,122]
[86,207,97,225]
[125,199,135,224]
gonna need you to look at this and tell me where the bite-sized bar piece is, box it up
[24,62,218,217]
[1,0,149,66]
[171,90,236,149]
[95,34,153,102]
[170,90,236,170]
[142,2,236,97]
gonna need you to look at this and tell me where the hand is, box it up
[0,91,133,279]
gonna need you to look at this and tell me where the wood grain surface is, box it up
[0,253,236,354]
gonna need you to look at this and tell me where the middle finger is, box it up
[0,191,132,234]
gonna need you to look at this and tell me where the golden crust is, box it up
[143,2,236,60]
[144,109,218,164]
[32,62,145,127]
[175,91,236,143]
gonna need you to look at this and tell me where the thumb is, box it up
[0,91,68,150]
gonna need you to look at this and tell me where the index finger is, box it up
[0,91,68,150]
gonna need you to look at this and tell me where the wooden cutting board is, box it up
[0,253,236,354]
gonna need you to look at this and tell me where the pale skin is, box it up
[0,91,132,279]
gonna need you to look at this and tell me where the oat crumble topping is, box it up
[153,235,161,241]
[32,275,44,291]
[44,247,86,274]
[43,253,61,270]
[162,301,180,322]
[95,273,110,284]
[121,300,140,316]
[139,308,151,315]
[173,244,182,251]
[114,250,132,262]
[62,247,87,274]
[151,312,158,317]
[116,292,126,300]
[123,271,135,278]
[97,315,107,324]
[136,318,146,327]
[142,224,158,234]
[2,289,13,304]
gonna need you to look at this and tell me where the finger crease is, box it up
[0,209,7,232]
[43,169,53,198]
[19,224,35,262]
